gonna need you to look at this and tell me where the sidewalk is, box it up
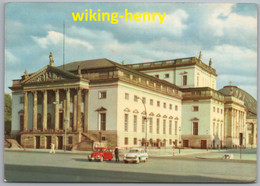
[5,147,257,161]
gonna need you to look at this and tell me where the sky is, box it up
[5,2,258,99]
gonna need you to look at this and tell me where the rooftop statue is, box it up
[49,52,54,66]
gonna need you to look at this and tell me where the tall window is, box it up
[213,106,215,112]
[213,123,215,135]
[142,97,146,104]
[133,138,137,145]
[175,105,178,111]
[134,95,138,102]
[124,114,129,132]
[125,93,129,100]
[98,91,107,99]
[217,123,219,136]
[124,137,128,145]
[157,101,160,107]
[183,75,187,86]
[20,115,24,131]
[142,117,145,133]
[175,121,178,135]
[169,104,172,110]
[149,118,153,133]
[100,113,106,130]
[163,120,166,134]
[163,103,166,109]
[193,122,198,135]
[156,118,160,134]
[150,99,153,106]
[133,115,137,132]
[169,120,172,135]
[197,76,199,86]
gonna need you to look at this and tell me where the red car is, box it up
[88,147,113,162]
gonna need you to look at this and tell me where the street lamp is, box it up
[179,126,181,154]
[137,96,148,152]
[206,129,208,151]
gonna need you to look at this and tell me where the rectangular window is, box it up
[68,136,73,144]
[169,120,172,135]
[125,93,129,100]
[163,103,166,109]
[169,104,172,110]
[175,121,178,135]
[193,106,199,111]
[99,91,107,99]
[175,105,178,111]
[155,74,159,78]
[157,101,160,107]
[213,106,215,112]
[100,113,106,130]
[20,96,24,104]
[124,137,128,145]
[150,99,153,106]
[134,95,138,102]
[142,117,145,133]
[193,122,198,135]
[164,73,169,78]
[102,137,106,141]
[149,118,153,133]
[124,114,129,132]
[163,120,166,134]
[156,118,160,134]
[221,109,223,114]
[133,115,137,132]
[142,97,146,104]
[213,123,215,135]
[217,108,219,113]
[133,138,137,145]
[183,75,187,86]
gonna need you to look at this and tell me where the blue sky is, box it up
[5,3,257,98]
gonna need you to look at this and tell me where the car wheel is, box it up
[100,156,104,162]
[109,159,111,161]
[124,161,128,163]
[88,159,92,162]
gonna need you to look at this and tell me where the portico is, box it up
[20,65,89,149]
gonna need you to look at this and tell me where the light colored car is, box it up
[123,148,148,163]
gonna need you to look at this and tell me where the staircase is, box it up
[5,139,23,149]
[71,132,100,151]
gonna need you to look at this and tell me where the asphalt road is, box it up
[4,151,257,183]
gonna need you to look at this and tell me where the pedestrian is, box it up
[114,146,119,162]
[49,143,55,154]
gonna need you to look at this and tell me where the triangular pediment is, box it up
[22,65,80,84]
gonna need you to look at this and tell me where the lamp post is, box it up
[179,126,181,154]
[137,96,148,152]
[206,129,208,151]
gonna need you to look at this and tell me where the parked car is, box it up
[123,148,148,163]
[88,147,113,162]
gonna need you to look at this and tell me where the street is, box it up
[4,151,256,183]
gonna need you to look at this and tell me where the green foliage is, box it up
[5,93,12,135]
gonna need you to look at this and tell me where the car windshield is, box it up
[96,149,104,152]
[129,150,139,153]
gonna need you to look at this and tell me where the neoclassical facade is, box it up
[9,53,257,150]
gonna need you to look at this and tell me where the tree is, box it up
[5,93,12,136]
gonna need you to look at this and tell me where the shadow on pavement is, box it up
[5,164,253,183]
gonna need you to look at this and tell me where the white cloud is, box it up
[122,9,189,36]
[32,31,93,50]
[5,49,20,65]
